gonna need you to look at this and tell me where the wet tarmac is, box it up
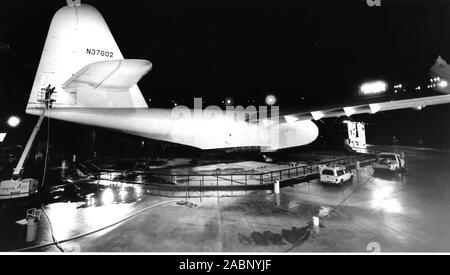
[2,145,450,252]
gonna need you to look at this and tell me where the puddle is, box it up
[238,224,312,247]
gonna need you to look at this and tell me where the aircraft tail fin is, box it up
[26,3,150,113]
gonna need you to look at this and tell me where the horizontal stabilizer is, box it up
[62,59,152,93]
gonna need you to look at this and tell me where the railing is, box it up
[84,153,377,198]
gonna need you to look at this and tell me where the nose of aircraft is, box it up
[305,120,319,144]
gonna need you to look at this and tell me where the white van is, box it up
[319,166,353,185]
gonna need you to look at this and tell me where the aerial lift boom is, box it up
[0,86,55,200]
[12,113,45,177]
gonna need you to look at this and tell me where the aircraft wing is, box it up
[275,94,450,123]
[259,56,450,123]
[62,59,152,93]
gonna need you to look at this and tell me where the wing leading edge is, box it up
[276,94,450,123]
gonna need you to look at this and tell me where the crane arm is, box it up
[12,111,46,177]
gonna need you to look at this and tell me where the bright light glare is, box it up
[134,186,142,196]
[415,105,425,111]
[265,95,277,105]
[224,97,233,106]
[119,188,127,201]
[86,196,96,206]
[7,116,20,127]
[371,184,403,214]
[101,188,114,205]
[0,133,6,142]
[360,81,387,95]
[438,80,448,88]
[313,216,320,227]
[45,203,78,240]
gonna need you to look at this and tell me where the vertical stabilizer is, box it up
[27,3,149,112]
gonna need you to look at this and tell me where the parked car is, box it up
[319,165,353,185]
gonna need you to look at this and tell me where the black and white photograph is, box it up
[1,0,450,258]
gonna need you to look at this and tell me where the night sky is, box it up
[1,0,450,149]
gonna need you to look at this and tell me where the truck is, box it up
[372,152,405,173]
[0,114,46,201]
[0,178,39,200]
[319,165,353,185]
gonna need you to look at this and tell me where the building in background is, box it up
[344,121,366,149]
